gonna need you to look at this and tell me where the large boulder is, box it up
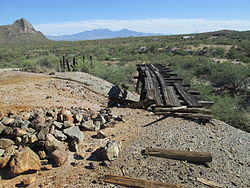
[52,149,68,167]
[45,134,66,153]
[63,126,84,143]
[9,147,41,175]
[0,138,15,149]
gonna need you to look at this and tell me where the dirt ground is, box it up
[0,70,249,188]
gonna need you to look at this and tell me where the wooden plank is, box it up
[153,107,212,114]
[141,148,212,163]
[153,112,213,120]
[165,86,181,106]
[174,83,202,107]
[104,175,195,188]
[145,67,163,105]
[196,178,224,188]
[198,101,214,107]
[149,64,179,107]
[188,90,201,95]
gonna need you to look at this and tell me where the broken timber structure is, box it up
[134,64,213,122]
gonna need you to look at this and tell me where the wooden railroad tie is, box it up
[134,64,214,122]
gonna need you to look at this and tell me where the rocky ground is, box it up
[0,70,249,188]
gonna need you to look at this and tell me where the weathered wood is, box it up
[196,178,224,188]
[104,175,195,188]
[153,107,212,114]
[174,83,202,107]
[144,68,163,105]
[141,148,212,163]
[154,112,213,120]
[165,86,181,106]
[188,90,201,95]
[198,101,214,107]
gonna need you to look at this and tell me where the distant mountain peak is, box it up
[46,28,162,41]
[12,18,36,34]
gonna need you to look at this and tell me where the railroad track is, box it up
[134,64,213,122]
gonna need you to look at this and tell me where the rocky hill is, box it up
[0,18,48,47]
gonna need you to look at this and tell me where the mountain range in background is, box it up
[46,28,163,41]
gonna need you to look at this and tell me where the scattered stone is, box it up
[63,121,74,128]
[38,151,47,159]
[20,120,30,129]
[101,120,116,129]
[45,134,66,152]
[63,126,84,143]
[52,149,68,167]
[54,130,67,141]
[22,113,31,120]
[93,120,101,131]
[81,121,96,131]
[22,176,36,186]
[88,162,97,170]
[0,123,5,134]
[100,160,111,167]
[13,128,27,137]
[0,138,15,149]
[15,137,22,145]
[52,121,63,129]
[0,154,11,168]
[74,113,83,123]
[9,147,41,175]
[42,164,53,170]
[3,126,14,136]
[28,134,38,144]
[96,131,107,139]
[35,114,46,124]
[1,117,15,125]
[69,140,78,152]
[37,127,50,140]
[0,149,4,157]
[78,152,85,159]
[101,141,121,161]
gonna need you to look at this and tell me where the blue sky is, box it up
[1,0,250,35]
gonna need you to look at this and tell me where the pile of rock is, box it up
[0,107,123,176]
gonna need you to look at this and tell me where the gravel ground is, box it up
[0,70,249,188]
[108,116,250,188]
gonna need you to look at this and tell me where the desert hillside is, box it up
[0,70,249,188]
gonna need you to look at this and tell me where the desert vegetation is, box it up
[0,30,249,131]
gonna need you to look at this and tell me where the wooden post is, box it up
[90,55,93,68]
[141,148,212,163]
[62,55,66,70]
[104,175,195,188]
[66,59,70,71]
[73,57,76,66]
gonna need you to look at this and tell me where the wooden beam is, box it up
[153,112,213,120]
[174,83,202,107]
[104,175,195,188]
[141,148,212,163]
[188,90,201,95]
[198,101,214,107]
[153,107,212,114]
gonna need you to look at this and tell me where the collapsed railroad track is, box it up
[133,64,214,123]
